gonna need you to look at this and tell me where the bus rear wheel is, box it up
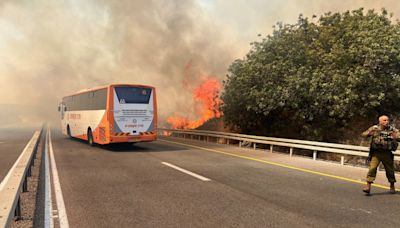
[87,129,94,146]
[67,125,72,138]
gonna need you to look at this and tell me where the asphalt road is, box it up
[49,130,400,228]
[0,128,36,182]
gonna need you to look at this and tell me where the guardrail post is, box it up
[31,155,35,167]
[313,151,317,160]
[253,143,256,150]
[270,145,273,153]
[239,141,242,147]
[290,148,293,157]
[341,156,344,165]
[23,175,28,192]
[227,139,230,145]
[27,166,32,177]
[15,197,21,220]
[206,136,209,142]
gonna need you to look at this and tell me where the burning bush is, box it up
[167,77,222,129]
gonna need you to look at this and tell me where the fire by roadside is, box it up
[167,77,223,129]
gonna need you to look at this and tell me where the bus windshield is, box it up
[115,87,152,104]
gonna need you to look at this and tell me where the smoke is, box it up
[208,0,400,42]
[0,0,398,129]
[0,0,238,128]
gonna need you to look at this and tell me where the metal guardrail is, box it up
[0,128,43,227]
[158,128,400,163]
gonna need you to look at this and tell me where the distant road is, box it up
[48,130,400,227]
[0,128,36,182]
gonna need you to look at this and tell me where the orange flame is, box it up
[167,77,223,129]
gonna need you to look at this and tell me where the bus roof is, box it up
[62,84,156,98]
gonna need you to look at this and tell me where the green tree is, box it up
[222,8,400,142]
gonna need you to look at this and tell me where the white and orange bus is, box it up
[58,84,157,145]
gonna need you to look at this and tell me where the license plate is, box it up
[128,138,141,142]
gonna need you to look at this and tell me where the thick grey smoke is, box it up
[0,0,398,129]
[0,0,238,128]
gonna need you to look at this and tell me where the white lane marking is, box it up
[0,142,4,143]
[49,128,70,228]
[0,134,36,191]
[45,129,53,228]
[161,162,211,182]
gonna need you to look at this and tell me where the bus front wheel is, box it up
[87,129,94,146]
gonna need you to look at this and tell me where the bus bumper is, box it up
[109,134,157,143]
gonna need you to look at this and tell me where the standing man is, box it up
[361,115,398,194]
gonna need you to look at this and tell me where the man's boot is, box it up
[389,182,396,194]
[363,182,371,194]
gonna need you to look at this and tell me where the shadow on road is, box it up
[365,191,399,196]
[64,137,188,153]
[102,142,188,153]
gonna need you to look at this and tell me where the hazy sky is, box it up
[0,0,399,128]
